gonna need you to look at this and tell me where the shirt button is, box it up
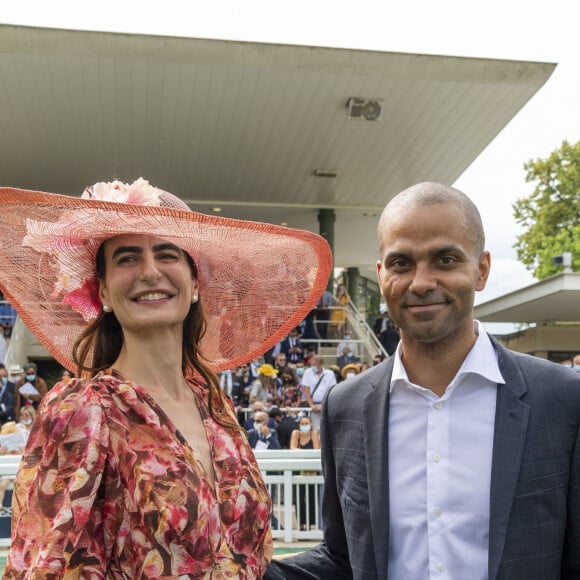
[434,402,443,410]
[436,563,445,572]
[432,454,441,462]
[433,507,442,517]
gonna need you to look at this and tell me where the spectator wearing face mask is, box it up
[0,364,15,425]
[246,411,281,450]
[13,362,48,420]
[336,331,359,360]
[573,354,580,373]
[290,415,321,530]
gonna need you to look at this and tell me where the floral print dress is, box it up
[3,371,273,579]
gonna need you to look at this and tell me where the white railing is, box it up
[0,450,324,546]
[254,449,323,543]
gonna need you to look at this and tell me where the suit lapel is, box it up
[363,358,393,579]
[488,340,530,580]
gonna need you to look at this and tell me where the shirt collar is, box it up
[390,320,505,393]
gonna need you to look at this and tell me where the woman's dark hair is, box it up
[72,243,238,430]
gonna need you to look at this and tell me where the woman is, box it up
[328,283,350,340]
[0,178,331,577]
[58,368,74,385]
[290,415,320,531]
[249,364,280,407]
[279,366,302,409]
[0,407,36,507]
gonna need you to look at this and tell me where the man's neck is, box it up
[399,327,478,396]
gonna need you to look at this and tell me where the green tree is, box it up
[513,139,580,278]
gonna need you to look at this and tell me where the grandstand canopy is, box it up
[0,24,555,281]
[474,273,580,323]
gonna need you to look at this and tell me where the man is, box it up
[314,289,334,344]
[13,362,47,420]
[269,407,300,449]
[335,330,359,360]
[0,363,15,425]
[573,353,580,372]
[243,401,275,431]
[379,318,401,355]
[302,355,336,430]
[267,182,580,579]
[279,328,304,363]
[246,410,281,450]
[273,353,288,373]
[336,346,357,371]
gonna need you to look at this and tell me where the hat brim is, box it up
[340,364,360,379]
[0,188,332,372]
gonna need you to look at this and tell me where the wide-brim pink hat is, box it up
[0,179,332,372]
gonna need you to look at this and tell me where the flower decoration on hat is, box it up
[25,179,163,322]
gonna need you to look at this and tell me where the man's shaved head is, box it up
[378,182,485,258]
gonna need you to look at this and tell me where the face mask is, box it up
[574,365,580,373]
[296,368,304,376]
[26,374,36,381]
[0,377,6,386]
[21,418,33,426]
[344,334,351,340]
[300,425,311,433]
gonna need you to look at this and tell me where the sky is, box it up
[2,0,579,333]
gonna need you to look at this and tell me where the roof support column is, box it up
[346,267,360,304]
[318,208,335,290]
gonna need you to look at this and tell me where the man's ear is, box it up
[475,251,491,292]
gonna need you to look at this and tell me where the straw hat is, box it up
[0,179,332,372]
[340,363,361,380]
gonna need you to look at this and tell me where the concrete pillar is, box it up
[346,267,360,306]
[317,209,335,290]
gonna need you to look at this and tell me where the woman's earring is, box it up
[191,294,198,304]
[103,304,112,313]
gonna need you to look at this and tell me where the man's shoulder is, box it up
[328,361,390,400]
[495,341,580,398]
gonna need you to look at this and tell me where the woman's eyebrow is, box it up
[111,245,142,260]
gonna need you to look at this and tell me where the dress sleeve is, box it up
[4,381,110,578]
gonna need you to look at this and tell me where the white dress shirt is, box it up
[388,322,505,580]
[302,367,337,404]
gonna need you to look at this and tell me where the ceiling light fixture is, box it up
[211,207,222,212]
[313,169,338,178]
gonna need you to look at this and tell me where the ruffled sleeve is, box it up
[3,379,110,578]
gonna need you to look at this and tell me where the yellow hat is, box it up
[257,363,279,378]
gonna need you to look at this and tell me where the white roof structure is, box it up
[474,273,580,323]
[0,24,555,279]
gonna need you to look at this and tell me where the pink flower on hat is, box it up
[31,178,163,322]
[62,277,102,323]
[82,178,161,207]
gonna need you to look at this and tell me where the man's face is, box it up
[254,412,269,426]
[276,355,286,367]
[376,202,490,348]
[0,369,7,381]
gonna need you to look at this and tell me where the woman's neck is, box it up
[112,328,187,399]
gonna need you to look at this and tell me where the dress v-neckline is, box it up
[109,369,219,493]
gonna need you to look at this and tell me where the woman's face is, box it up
[20,409,34,425]
[98,234,198,334]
